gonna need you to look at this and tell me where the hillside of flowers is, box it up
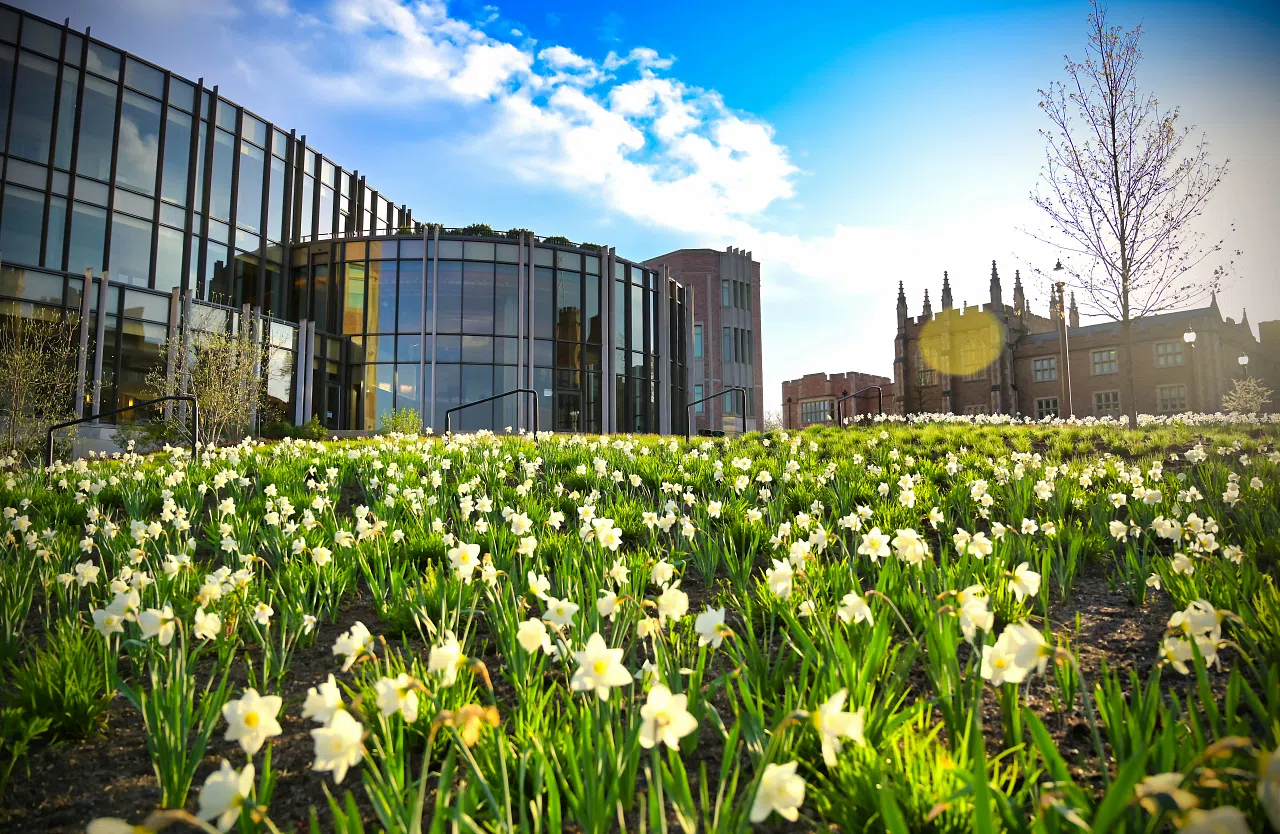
[1,422,1278,833]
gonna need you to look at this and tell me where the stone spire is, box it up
[1069,292,1079,329]
[896,280,908,330]
[989,260,1003,309]
[940,271,953,311]
[1241,307,1250,332]
[1013,269,1026,315]
[922,288,933,318]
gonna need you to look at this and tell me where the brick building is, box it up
[781,371,893,428]
[643,247,764,433]
[893,262,1279,417]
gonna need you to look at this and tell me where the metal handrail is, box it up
[46,395,199,467]
[685,387,748,441]
[444,388,540,435]
[834,385,883,427]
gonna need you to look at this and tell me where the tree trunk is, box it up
[1122,318,1138,427]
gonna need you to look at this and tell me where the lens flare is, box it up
[917,309,1004,378]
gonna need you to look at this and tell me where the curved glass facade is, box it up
[0,3,689,435]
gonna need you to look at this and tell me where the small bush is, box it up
[380,408,421,436]
[7,619,113,741]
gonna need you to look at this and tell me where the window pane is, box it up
[45,194,67,269]
[116,90,162,194]
[462,260,494,334]
[364,260,388,333]
[76,75,118,180]
[111,213,152,286]
[155,225,183,292]
[397,260,424,333]
[236,141,264,233]
[124,58,164,98]
[205,241,230,301]
[68,202,107,275]
[460,364,493,431]
[630,282,644,352]
[266,156,284,241]
[372,363,394,428]
[0,185,44,266]
[614,280,625,349]
[318,185,333,237]
[395,364,419,416]
[10,50,58,163]
[433,363,460,430]
[209,129,234,221]
[299,175,313,238]
[534,266,554,339]
[556,270,581,342]
[462,335,493,364]
[0,44,13,146]
[584,274,600,344]
[342,261,365,335]
[86,42,121,79]
[167,77,195,112]
[435,260,462,334]
[494,262,518,337]
[20,18,60,57]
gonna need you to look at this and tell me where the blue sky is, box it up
[26,0,1280,412]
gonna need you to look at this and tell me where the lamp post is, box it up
[1184,329,1197,412]
[1238,352,1249,378]
[1053,259,1073,416]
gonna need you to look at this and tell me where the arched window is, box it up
[916,347,936,387]
[961,338,986,381]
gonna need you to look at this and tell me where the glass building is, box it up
[0,3,690,435]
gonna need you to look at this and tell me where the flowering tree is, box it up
[1221,377,1272,415]
[1027,2,1235,424]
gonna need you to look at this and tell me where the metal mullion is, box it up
[110,278,126,416]
[148,71,169,290]
[60,26,89,272]
[0,14,25,232]
[101,43,126,273]
[179,78,202,299]
[354,175,365,235]
[36,21,70,267]
[195,85,218,299]
[256,121,272,311]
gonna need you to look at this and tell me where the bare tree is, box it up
[146,306,283,448]
[0,311,81,463]
[762,408,784,431]
[1027,1,1235,424]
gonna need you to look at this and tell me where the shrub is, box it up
[459,223,496,237]
[380,408,421,436]
[542,235,574,246]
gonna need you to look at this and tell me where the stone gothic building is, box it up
[893,262,1278,417]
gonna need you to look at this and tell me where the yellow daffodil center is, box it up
[244,711,259,727]
[593,660,608,675]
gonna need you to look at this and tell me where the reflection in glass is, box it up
[342,261,365,335]
[76,76,117,180]
[54,67,78,170]
[462,261,494,334]
[117,91,161,194]
[210,129,234,221]
[155,225,183,292]
[10,50,58,163]
[397,260,425,333]
[111,213,152,286]
[435,260,462,334]
[237,142,264,233]
[0,185,44,266]
[68,202,107,276]
[556,270,581,341]
[494,263,518,336]
[534,267,553,339]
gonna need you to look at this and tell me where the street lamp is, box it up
[1238,353,1249,377]
[1053,259,1072,416]
[1184,330,1197,412]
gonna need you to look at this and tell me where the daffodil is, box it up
[750,761,806,823]
[311,709,364,784]
[374,673,420,723]
[638,683,698,750]
[570,632,632,700]
[197,759,254,832]
[222,688,282,755]
[303,674,345,724]
[812,688,866,766]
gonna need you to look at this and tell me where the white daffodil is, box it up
[374,673,420,723]
[311,709,364,784]
[812,688,866,766]
[197,759,254,832]
[694,607,731,648]
[750,761,806,823]
[303,674,345,725]
[638,683,698,750]
[222,688,283,755]
[570,632,632,700]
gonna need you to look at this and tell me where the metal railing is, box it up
[45,395,199,467]
[685,387,748,441]
[444,389,540,435]
[834,385,883,427]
